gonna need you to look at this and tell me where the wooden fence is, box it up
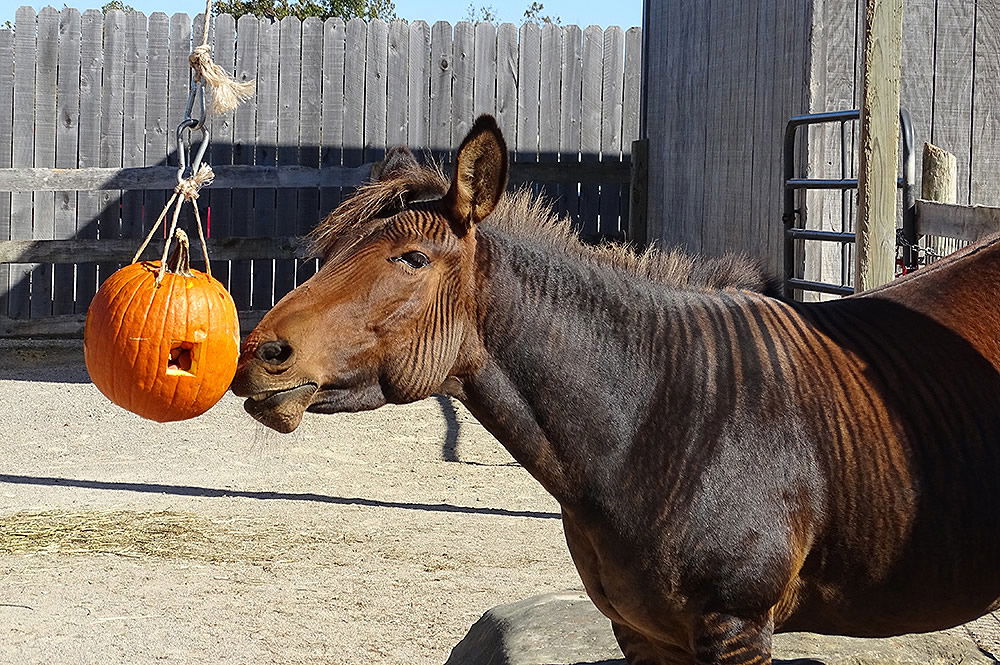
[0,7,642,334]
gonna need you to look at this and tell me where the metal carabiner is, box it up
[175,80,211,183]
[176,118,211,183]
[183,81,207,130]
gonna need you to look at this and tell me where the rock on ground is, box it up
[445,591,997,665]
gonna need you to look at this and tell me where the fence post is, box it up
[922,142,957,204]
[855,0,904,292]
[628,138,649,247]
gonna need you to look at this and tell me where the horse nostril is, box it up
[256,339,294,366]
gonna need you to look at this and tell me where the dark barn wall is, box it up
[641,0,813,271]
[642,0,1000,282]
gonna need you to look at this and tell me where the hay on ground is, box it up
[0,510,278,562]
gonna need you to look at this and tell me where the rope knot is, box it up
[174,164,215,200]
[188,42,255,115]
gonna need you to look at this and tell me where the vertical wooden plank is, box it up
[495,22,519,145]
[558,24,583,223]
[0,27,14,315]
[538,23,562,209]
[97,9,126,298]
[120,11,147,246]
[733,2,758,258]
[10,6,37,319]
[750,0,778,266]
[297,15,323,284]
[365,18,389,164]
[452,22,475,147]
[971,2,1000,208]
[661,0,709,251]
[75,9,104,313]
[32,7,59,318]
[699,0,728,256]
[166,10,192,283]
[252,16,279,310]
[407,20,430,149]
[429,21,453,158]
[387,19,409,148]
[516,22,541,161]
[320,17,345,217]
[344,19,366,169]
[900,0,934,191]
[168,13,192,158]
[599,26,625,238]
[229,13,259,310]
[275,16,302,304]
[474,21,497,118]
[856,0,904,291]
[53,8,82,315]
[578,25,603,238]
[620,26,642,232]
[143,12,169,239]
[933,0,975,203]
[207,12,236,286]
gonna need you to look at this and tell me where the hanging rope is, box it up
[189,0,255,115]
[131,0,254,286]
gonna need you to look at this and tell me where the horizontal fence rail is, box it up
[0,7,642,334]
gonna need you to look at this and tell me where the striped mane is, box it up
[307,162,776,294]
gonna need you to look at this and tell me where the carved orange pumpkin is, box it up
[84,230,240,422]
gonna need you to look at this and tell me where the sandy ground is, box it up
[0,342,580,665]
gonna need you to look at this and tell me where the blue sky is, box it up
[1,0,642,28]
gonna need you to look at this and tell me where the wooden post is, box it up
[855,0,904,292]
[922,142,958,204]
[629,138,649,247]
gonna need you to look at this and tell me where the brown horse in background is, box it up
[233,115,1000,665]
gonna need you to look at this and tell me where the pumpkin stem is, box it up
[165,228,194,277]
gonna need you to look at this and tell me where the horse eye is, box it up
[394,251,430,269]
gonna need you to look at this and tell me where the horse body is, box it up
[233,116,1000,664]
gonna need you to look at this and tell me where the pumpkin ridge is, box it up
[156,273,185,422]
[134,268,174,411]
[185,276,213,415]
[108,268,158,410]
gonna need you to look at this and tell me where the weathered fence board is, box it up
[495,23,518,142]
[406,21,430,148]
[33,8,59,318]
[273,15,302,300]
[75,9,104,314]
[0,29,13,317]
[579,25,602,237]
[252,16,279,311]
[600,26,625,237]
[971,5,1000,210]
[0,11,640,329]
[229,13,259,310]
[11,7,37,320]
[54,9,82,315]
[209,11,237,284]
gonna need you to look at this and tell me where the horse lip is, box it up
[242,383,318,433]
[247,382,318,406]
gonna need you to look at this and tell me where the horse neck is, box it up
[454,228,710,508]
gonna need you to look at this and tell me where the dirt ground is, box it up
[0,341,581,665]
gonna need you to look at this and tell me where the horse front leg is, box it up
[611,622,695,665]
[692,612,774,665]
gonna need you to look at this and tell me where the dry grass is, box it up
[0,510,280,562]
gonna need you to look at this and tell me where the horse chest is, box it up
[561,513,695,648]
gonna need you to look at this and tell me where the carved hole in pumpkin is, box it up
[166,341,199,377]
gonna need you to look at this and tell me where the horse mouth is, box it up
[243,383,318,433]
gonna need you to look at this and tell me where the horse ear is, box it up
[445,115,508,231]
[374,146,419,181]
